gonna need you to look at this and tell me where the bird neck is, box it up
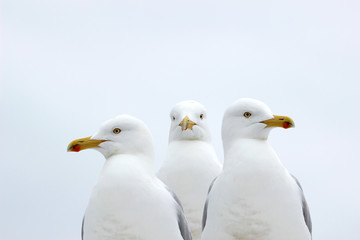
[222,138,280,169]
[169,136,211,143]
[169,139,211,147]
[165,140,215,163]
[105,153,155,176]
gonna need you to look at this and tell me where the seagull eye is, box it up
[243,112,252,118]
[200,114,204,119]
[113,128,121,134]
[172,116,175,121]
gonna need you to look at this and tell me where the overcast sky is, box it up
[1,0,360,239]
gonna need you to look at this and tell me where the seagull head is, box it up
[67,114,155,159]
[169,100,211,142]
[222,98,295,142]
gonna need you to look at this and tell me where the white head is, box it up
[168,100,211,142]
[222,98,295,145]
[68,114,155,160]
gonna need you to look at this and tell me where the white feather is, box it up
[76,115,188,240]
[158,101,222,240]
[202,99,311,240]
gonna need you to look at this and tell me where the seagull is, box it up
[67,114,192,240]
[157,100,222,240]
[202,98,312,240]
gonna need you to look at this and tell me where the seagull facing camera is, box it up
[169,100,211,142]
[159,100,222,240]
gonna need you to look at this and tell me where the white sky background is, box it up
[1,0,359,239]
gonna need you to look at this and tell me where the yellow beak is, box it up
[67,136,107,152]
[179,116,197,131]
[260,115,295,129]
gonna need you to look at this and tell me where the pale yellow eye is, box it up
[113,128,121,134]
[243,112,252,118]
[200,114,204,119]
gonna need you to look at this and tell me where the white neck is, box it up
[223,138,281,170]
[104,153,155,176]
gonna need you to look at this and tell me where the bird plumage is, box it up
[158,101,222,240]
[201,98,311,240]
[68,115,192,240]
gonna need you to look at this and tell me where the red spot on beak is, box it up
[72,145,81,152]
[282,122,290,129]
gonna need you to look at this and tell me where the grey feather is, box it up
[165,185,192,240]
[81,216,85,240]
[202,177,217,231]
[291,175,312,236]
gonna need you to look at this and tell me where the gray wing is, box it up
[81,216,85,240]
[202,177,217,231]
[291,175,312,236]
[165,186,192,240]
